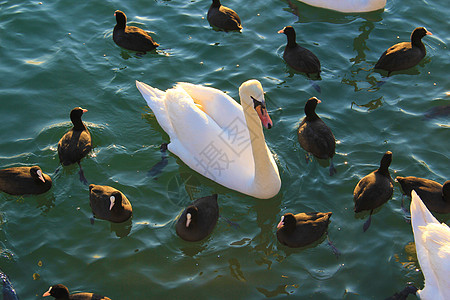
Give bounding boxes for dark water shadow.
[424,104,450,120]
[165,171,203,208]
[1,191,55,215]
[354,205,385,231]
[179,235,209,257]
[248,193,283,268]
[228,257,247,282]
[277,232,329,257]
[350,96,384,112]
[147,143,169,180]
[354,205,384,220]
[257,284,291,297]
[119,48,159,60]
[110,217,133,238]
[350,21,375,64]
[285,67,322,90]
[343,70,386,90]
[141,109,171,140]
[373,66,422,78]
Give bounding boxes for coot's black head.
[443,180,450,201]
[278,26,297,46]
[185,206,199,228]
[211,0,221,7]
[70,107,88,129]
[114,10,127,28]
[30,166,46,183]
[411,27,432,45]
[110,191,123,211]
[411,27,432,40]
[278,26,295,37]
[70,107,87,120]
[277,213,296,233]
[43,284,70,298]
[304,97,321,119]
[379,151,393,175]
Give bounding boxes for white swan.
[136,79,281,199]
[411,190,450,300]
[295,0,386,13]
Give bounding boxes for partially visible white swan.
[136,79,281,199]
[295,0,386,13]
[411,190,450,300]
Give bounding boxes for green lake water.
[0,0,448,299]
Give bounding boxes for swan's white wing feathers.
[163,87,254,190]
[176,82,244,129]
[136,80,279,198]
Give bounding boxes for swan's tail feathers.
[136,80,166,106]
[411,190,439,228]
[136,80,177,138]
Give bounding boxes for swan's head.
[239,79,273,129]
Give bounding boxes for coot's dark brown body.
[276,212,332,248]
[397,176,450,214]
[0,166,52,195]
[375,27,432,75]
[113,10,159,52]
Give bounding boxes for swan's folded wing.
[411,190,450,300]
[417,223,450,300]
[136,80,176,138]
[176,82,245,129]
[164,87,253,188]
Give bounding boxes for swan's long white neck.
[239,83,281,199]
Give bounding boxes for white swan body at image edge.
[411,190,450,300]
[136,79,281,199]
[296,0,386,13]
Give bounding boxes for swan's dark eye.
[251,96,266,110]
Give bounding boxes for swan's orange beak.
[255,105,273,129]
[252,96,273,129]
